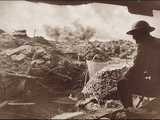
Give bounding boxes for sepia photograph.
[0,0,160,119]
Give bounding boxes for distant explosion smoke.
[44,22,96,42]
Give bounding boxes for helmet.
[127,20,155,35]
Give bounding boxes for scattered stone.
[11,54,26,61]
[0,29,5,34]
[0,34,18,49]
[12,30,27,37]
[2,45,32,56]
[31,59,45,66]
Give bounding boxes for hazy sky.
[0,1,160,41]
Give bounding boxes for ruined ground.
[2,29,158,119]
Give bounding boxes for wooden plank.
[8,102,35,106]
[52,112,84,119]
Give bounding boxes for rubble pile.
[45,22,137,63]
[84,40,136,62]
[0,30,87,99]
[0,27,137,99]
[104,40,137,59]
[0,41,55,75]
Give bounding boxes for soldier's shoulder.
[152,37,160,44]
[151,37,160,49]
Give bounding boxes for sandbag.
[86,60,108,78]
